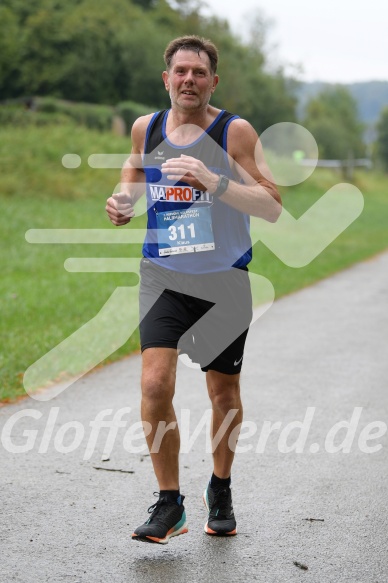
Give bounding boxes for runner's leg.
[206,370,242,478]
[141,347,180,490]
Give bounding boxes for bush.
[0,97,156,133]
[34,97,115,131]
[115,100,155,134]
[0,104,71,128]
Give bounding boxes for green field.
[1,124,387,402]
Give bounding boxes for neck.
[168,105,210,131]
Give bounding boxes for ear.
[162,71,169,91]
[211,74,219,93]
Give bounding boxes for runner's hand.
[161,155,219,193]
[106,193,135,226]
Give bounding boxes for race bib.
[156,207,215,256]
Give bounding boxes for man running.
[106,35,281,544]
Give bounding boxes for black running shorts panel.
[139,258,253,374]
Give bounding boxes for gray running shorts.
[139,258,253,374]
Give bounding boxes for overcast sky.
[201,0,388,83]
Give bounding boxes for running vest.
[142,109,252,274]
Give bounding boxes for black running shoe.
[203,483,237,536]
[132,493,188,544]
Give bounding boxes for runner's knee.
[207,373,241,410]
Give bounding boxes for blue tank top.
[142,109,252,274]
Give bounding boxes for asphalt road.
[1,252,388,583]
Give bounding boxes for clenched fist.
[106,192,135,226]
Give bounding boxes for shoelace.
[211,487,230,518]
[147,492,175,523]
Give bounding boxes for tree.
[376,107,388,171]
[0,6,23,97]
[303,86,365,162]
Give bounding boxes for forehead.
[170,49,211,71]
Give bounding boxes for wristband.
[212,174,229,198]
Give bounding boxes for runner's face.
[162,50,218,111]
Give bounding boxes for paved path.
[1,253,388,583]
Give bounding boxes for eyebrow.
[174,64,208,71]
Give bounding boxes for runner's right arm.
[105,114,153,226]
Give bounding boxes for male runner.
[106,35,281,544]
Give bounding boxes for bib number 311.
[168,223,196,241]
[157,207,215,256]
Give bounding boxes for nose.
[183,70,194,84]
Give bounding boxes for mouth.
[181,90,197,96]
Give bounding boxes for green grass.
[1,124,388,401]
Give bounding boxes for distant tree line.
[4,0,387,170]
[0,0,296,132]
[302,86,388,171]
